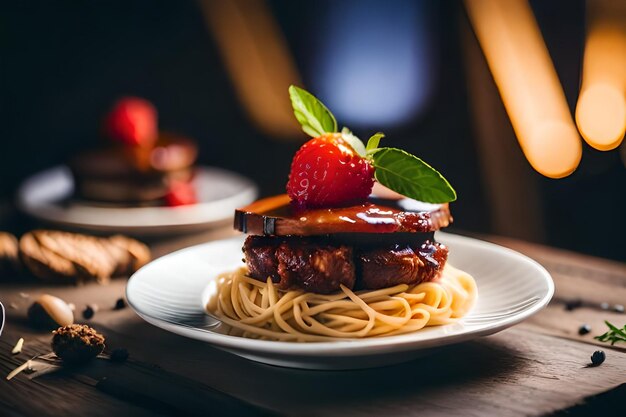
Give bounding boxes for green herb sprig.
[288,85,456,204]
[594,321,626,345]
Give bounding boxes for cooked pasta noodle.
[206,264,477,342]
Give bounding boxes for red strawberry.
[104,97,158,147]
[287,133,374,208]
[165,180,197,206]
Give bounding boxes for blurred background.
[1,0,624,261]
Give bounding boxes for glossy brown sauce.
[234,194,452,236]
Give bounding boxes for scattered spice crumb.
[600,302,610,311]
[52,324,105,364]
[578,324,591,335]
[590,350,606,366]
[110,348,129,363]
[613,304,624,314]
[11,338,24,355]
[114,298,126,310]
[19,292,29,299]
[9,303,18,310]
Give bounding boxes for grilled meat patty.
[244,236,355,294]
[358,241,448,290]
[243,235,448,294]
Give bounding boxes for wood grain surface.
[1,228,625,416]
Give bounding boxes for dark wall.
[1,1,624,261]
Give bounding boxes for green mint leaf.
[341,127,366,157]
[289,85,337,137]
[366,133,385,154]
[371,148,457,203]
[594,321,626,345]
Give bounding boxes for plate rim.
[126,233,555,357]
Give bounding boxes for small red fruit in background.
[105,97,158,147]
[165,180,197,206]
[287,133,374,208]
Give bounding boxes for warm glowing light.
[575,0,626,151]
[198,0,302,140]
[465,0,582,178]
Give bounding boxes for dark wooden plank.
[487,235,626,349]
[487,236,626,288]
[0,341,158,417]
[0,335,276,417]
[53,325,626,416]
[101,324,626,417]
[3,301,625,417]
[1,234,625,416]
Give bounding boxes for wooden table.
[1,228,625,416]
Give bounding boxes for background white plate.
[126,233,554,369]
[17,165,257,236]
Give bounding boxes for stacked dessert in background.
[69,97,198,206]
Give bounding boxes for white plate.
[126,233,554,369]
[17,165,258,236]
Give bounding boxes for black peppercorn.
[578,324,591,335]
[590,350,605,366]
[114,298,126,310]
[564,299,582,311]
[110,348,129,363]
[82,305,96,320]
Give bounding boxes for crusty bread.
[19,230,151,284]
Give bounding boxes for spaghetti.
[207,264,477,342]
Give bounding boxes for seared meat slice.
[357,241,448,290]
[243,236,447,293]
[357,245,422,289]
[243,236,355,294]
[243,235,281,283]
[416,240,449,282]
[276,240,355,294]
